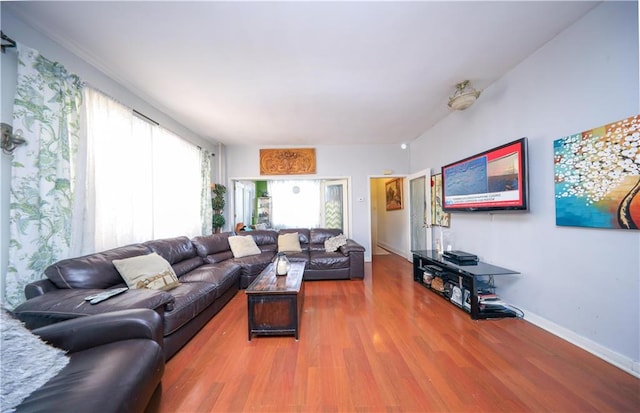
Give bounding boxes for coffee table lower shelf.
[247,291,304,340]
[246,262,305,341]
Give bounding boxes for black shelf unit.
[412,250,520,320]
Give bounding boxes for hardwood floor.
[159,253,639,412]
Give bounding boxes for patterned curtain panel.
[6,45,83,308]
[200,149,213,236]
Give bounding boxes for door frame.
[367,174,408,262]
[406,169,432,261]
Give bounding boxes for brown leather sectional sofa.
[14,309,164,413]
[13,228,365,360]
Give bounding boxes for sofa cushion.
[248,230,279,253]
[178,261,241,298]
[113,253,180,291]
[144,237,202,277]
[12,289,175,330]
[162,282,219,335]
[233,252,274,277]
[280,251,309,263]
[192,232,235,263]
[228,235,261,258]
[310,228,341,243]
[44,244,150,289]
[278,232,302,252]
[309,250,350,270]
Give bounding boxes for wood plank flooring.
[158,253,639,412]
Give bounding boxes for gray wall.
[409,1,639,373]
[225,144,411,260]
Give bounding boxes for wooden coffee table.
[246,261,305,340]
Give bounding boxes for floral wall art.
[554,114,640,229]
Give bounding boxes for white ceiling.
[5,1,598,146]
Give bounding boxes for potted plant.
[212,183,227,233]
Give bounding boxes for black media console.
[412,250,520,320]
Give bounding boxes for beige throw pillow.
[278,232,302,252]
[228,235,261,258]
[325,234,348,252]
[113,252,180,291]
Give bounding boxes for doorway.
[231,178,351,236]
[369,170,431,262]
[369,176,408,258]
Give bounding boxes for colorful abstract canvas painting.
[554,114,640,229]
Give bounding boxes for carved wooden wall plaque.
[260,148,316,175]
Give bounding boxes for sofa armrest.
[339,239,366,255]
[13,288,174,330]
[25,279,59,299]
[31,309,163,353]
[340,239,365,279]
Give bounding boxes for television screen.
[441,138,528,212]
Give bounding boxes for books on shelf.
[463,289,471,311]
[478,293,499,302]
[478,293,507,310]
[450,286,463,307]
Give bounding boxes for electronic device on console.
[442,250,478,265]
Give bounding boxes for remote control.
[84,287,127,301]
[86,287,128,304]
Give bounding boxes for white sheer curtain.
[81,87,204,252]
[151,127,202,239]
[268,180,321,229]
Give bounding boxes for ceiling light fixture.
[448,80,481,111]
[400,143,407,150]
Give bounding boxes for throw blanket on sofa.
[1,309,69,412]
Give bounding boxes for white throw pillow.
[228,235,261,258]
[278,232,302,252]
[325,234,348,252]
[113,252,180,291]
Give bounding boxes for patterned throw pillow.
[324,234,348,252]
[113,252,180,291]
[278,232,302,252]
[228,235,261,258]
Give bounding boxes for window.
[82,88,205,252]
[269,180,321,229]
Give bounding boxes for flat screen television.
[441,137,528,212]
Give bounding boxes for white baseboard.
[522,308,639,378]
[376,242,404,257]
